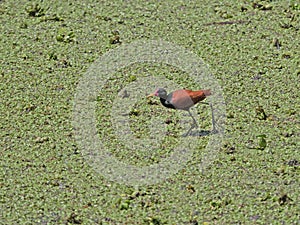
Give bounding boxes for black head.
[147,88,175,109]
[154,88,168,98]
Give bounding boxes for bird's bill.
[146,92,156,98]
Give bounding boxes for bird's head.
[147,88,167,99]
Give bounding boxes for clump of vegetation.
[257,134,267,150]
[109,30,122,44]
[25,3,45,17]
[255,105,268,120]
[252,1,273,10]
[56,28,75,43]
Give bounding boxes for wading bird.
[147,88,216,136]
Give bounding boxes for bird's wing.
[185,89,210,103]
[169,89,210,110]
[169,90,193,110]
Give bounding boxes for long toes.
[192,123,198,129]
[211,129,218,134]
[182,132,188,137]
[182,129,191,137]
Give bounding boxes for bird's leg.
[183,109,198,137]
[183,125,193,137]
[187,109,198,129]
[182,109,198,137]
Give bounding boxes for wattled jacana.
[147,88,216,136]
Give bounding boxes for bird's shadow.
[182,129,218,137]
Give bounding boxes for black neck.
[160,98,175,109]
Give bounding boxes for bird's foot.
[182,123,198,137]
[211,129,218,134]
[182,127,193,137]
[191,122,198,129]
[211,123,218,134]
[182,131,189,137]
[183,129,212,137]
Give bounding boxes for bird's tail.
[203,89,212,97]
